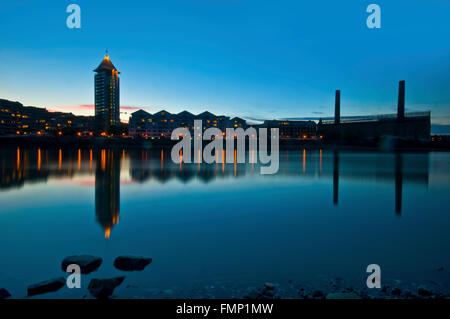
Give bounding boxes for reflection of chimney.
[397,80,405,120]
[335,90,340,124]
[395,153,403,216]
[333,151,339,205]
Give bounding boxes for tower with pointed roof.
[94,53,120,131]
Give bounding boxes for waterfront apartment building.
[94,54,120,131]
[128,108,319,139]
[128,110,246,138]
[0,99,94,135]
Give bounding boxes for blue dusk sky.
[0,0,449,127]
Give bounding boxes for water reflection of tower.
[95,149,120,238]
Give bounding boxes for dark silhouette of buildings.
[262,120,316,139]
[1,77,432,143]
[318,81,431,141]
[94,54,120,132]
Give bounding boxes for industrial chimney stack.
[397,80,405,120]
[335,90,341,125]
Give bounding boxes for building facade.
[262,120,317,139]
[0,99,94,135]
[128,110,247,138]
[94,54,120,131]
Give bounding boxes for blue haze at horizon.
[0,148,449,297]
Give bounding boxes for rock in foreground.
[113,256,152,271]
[417,285,434,297]
[326,292,362,299]
[244,283,278,299]
[0,288,11,299]
[88,276,125,299]
[61,255,103,274]
[28,277,65,296]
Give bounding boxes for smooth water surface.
[0,147,449,298]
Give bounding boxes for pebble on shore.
[113,256,152,271]
[88,276,125,299]
[0,288,11,299]
[27,277,65,297]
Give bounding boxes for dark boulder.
[391,288,402,296]
[88,276,125,299]
[0,288,11,299]
[244,283,279,299]
[113,256,152,271]
[418,285,434,297]
[61,255,102,274]
[28,277,65,296]
[312,290,324,298]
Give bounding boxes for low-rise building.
[0,99,94,135]
[128,110,248,138]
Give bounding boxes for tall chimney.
[335,90,340,124]
[397,80,405,120]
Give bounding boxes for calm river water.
[0,147,449,298]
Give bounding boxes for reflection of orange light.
[77,149,81,170]
[104,227,111,239]
[101,150,106,171]
[16,147,20,168]
[319,149,322,173]
[122,149,125,162]
[89,149,93,169]
[222,150,225,173]
[302,149,306,173]
[161,150,164,170]
[234,149,237,176]
[37,148,41,171]
[58,149,62,170]
[251,149,255,170]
